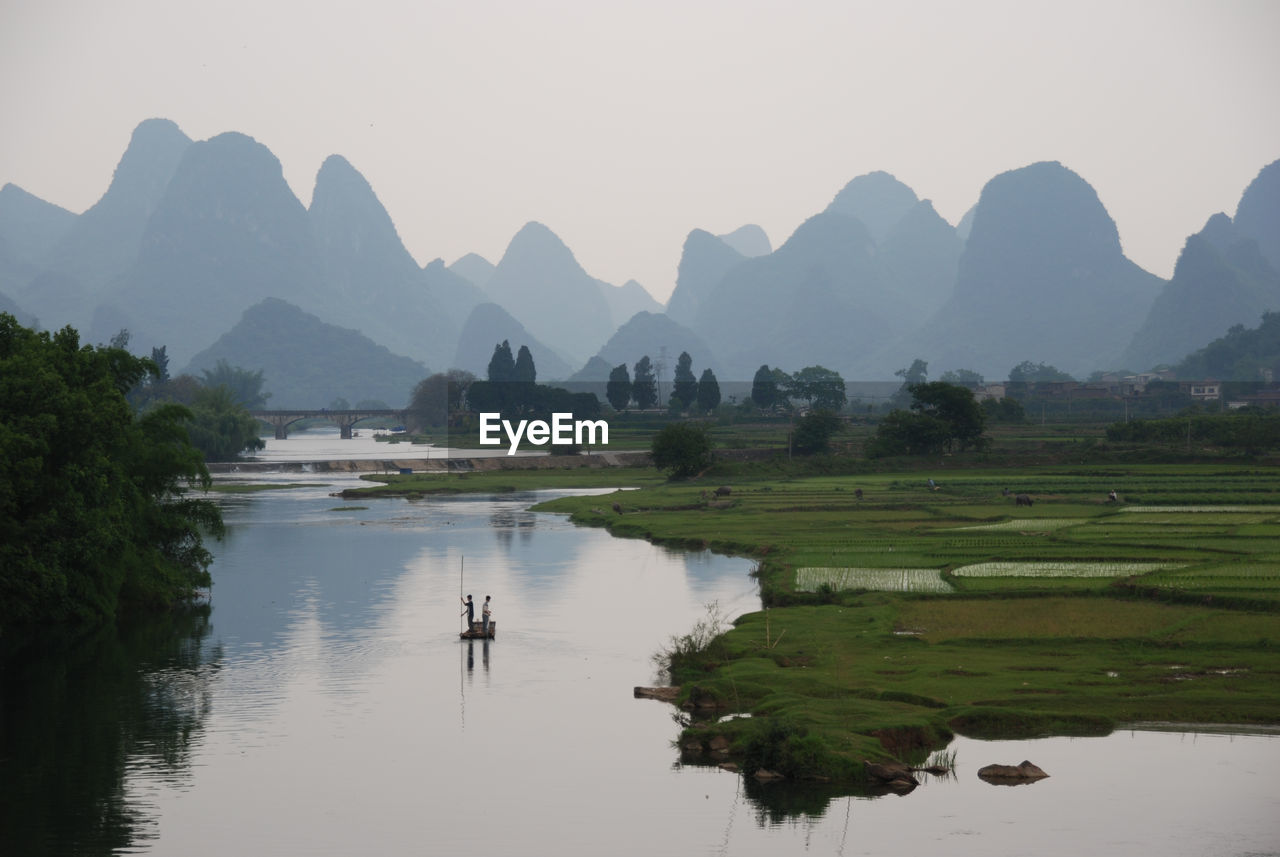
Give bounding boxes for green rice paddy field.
[535,463,1280,779]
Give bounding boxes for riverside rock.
[977,760,1049,783]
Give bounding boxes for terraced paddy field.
[535,462,1280,782]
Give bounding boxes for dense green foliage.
[407,370,475,429]
[1009,360,1075,383]
[198,358,271,409]
[867,382,987,456]
[650,421,714,479]
[1106,411,1280,453]
[0,315,223,631]
[186,385,267,461]
[783,365,847,411]
[791,409,842,454]
[1174,311,1280,380]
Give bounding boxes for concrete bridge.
[251,409,409,440]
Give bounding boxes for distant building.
[1185,381,1221,402]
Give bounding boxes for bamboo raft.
[460,621,496,640]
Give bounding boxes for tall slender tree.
[606,363,632,411]
[633,356,658,410]
[751,364,777,410]
[697,367,721,413]
[670,351,698,411]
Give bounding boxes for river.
[2,431,1278,855]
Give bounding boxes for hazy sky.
[3,0,1278,302]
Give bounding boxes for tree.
[512,344,537,411]
[150,346,170,383]
[697,368,721,413]
[890,358,928,408]
[408,373,450,428]
[866,409,952,457]
[513,345,537,385]
[1,314,223,628]
[981,397,1026,423]
[487,340,515,383]
[785,366,847,411]
[751,364,778,410]
[907,382,987,451]
[867,381,988,457]
[329,396,351,411]
[187,385,266,461]
[650,421,713,479]
[670,351,698,411]
[939,368,983,387]
[606,363,632,411]
[1008,361,1075,383]
[792,409,841,454]
[199,359,271,409]
[633,356,658,410]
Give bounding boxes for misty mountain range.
[1,117,1277,408]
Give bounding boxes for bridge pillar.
[267,416,291,440]
[335,415,359,439]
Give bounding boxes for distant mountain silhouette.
[5,117,1268,389]
[906,161,1162,380]
[583,310,721,380]
[423,258,489,341]
[481,222,615,365]
[448,252,495,290]
[879,199,962,315]
[1233,159,1280,274]
[599,279,662,330]
[94,131,328,364]
[451,302,574,381]
[566,355,615,383]
[665,229,747,326]
[0,184,77,327]
[184,298,427,409]
[46,119,192,292]
[0,183,76,269]
[824,171,919,243]
[0,289,37,327]
[717,224,771,258]
[308,154,456,369]
[692,211,911,379]
[1121,213,1280,371]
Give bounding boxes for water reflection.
[0,611,220,857]
[489,500,536,551]
[6,478,1278,856]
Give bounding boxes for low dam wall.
[207,450,654,474]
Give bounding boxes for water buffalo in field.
[1015,494,1034,507]
[714,486,732,497]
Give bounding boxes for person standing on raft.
[461,595,474,631]
[482,596,492,636]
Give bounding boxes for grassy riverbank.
[533,461,1280,782]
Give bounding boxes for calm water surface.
[4,450,1279,855]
